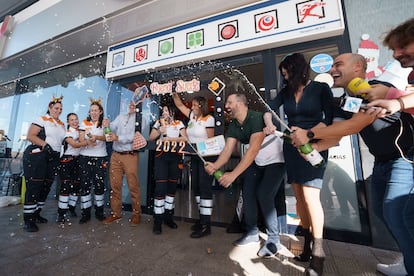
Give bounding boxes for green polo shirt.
[226,110,264,144]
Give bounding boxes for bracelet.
[397,98,405,111]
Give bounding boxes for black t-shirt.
[333,80,414,161]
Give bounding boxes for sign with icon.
[106,0,344,79]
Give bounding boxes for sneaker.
[129,214,140,226]
[277,244,295,258]
[103,215,122,225]
[233,233,260,247]
[376,258,407,276]
[257,243,295,258]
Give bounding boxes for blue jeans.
[371,157,414,275]
[242,162,286,243]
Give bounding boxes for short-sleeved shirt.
[226,110,264,144]
[186,111,215,143]
[64,126,81,156]
[153,119,185,138]
[79,119,107,157]
[33,115,66,152]
[244,134,284,166]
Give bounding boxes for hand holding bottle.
[104,126,112,142]
[289,127,310,146]
[273,128,324,167]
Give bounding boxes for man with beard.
[290,52,414,276]
[204,93,293,259]
[366,18,414,118]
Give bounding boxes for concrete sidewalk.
[0,200,400,276]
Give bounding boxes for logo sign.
[297,0,326,23]
[218,20,239,41]
[150,79,200,95]
[112,51,125,68]
[208,77,226,96]
[310,53,333,73]
[134,45,148,62]
[158,37,174,56]
[187,29,204,49]
[175,79,200,93]
[106,0,345,79]
[255,10,278,33]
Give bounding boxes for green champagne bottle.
[213,170,224,180]
[104,126,111,142]
[298,142,324,167]
[273,130,324,167]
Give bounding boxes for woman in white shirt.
[172,93,215,238]
[149,104,187,234]
[57,113,92,222]
[23,96,66,232]
[78,99,108,224]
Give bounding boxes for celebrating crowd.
[21,18,414,276]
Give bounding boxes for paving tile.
[0,200,401,275]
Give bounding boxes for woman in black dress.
[271,53,333,275]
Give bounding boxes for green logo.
[160,40,173,55]
[187,30,203,48]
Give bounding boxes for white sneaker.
[376,258,407,276]
[257,243,295,258]
[277,244,295,258]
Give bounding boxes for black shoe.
[68,206,77,217]
[305,255,325,276]
[164,219,178,229]
[153,222,162,235]
[294,253,312,262]
[24,222,39,232]
[294,225,305,236]
[57,214,65,223]
[190,224,211,238]
[95,213,105,221]
[191,221,202,231]
[79,215,91,224]
[34,210,48,223]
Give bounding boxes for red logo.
[297,0,326,23]
[134,45,148,62]
[218,20,239,41]
[255,10,278,33]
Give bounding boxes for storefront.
[2,0,412,248]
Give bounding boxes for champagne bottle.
[104,126,111,142]
[273,130,324,167]
[213,170,224,180]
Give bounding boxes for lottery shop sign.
[106,0,344,79]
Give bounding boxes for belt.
[115,151,136,155]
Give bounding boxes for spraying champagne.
[264,113,324,167]
[186,141,224,181]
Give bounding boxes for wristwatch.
[307,129,315,139]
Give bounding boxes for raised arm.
[172,92,191,118]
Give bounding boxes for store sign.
[106,0,344,79]
[310,53,334,73]
[150,79,200,95]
